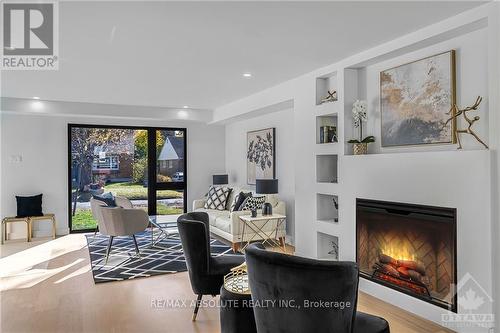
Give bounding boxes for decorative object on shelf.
[319,90,338,104]
[213,174,229,185]
[444,96,488,149]
[320,126,338,143]
[256,179,278,216]
[380,50,456,147]
[247,128,275,185]
[251,209,257,218]
[328,241,339,259]
[348,99,375,155]
[332,197,339,222]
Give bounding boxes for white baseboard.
[56,227,70,236]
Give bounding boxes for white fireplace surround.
[211,3,499,332]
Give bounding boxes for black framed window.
[68,124,187,232]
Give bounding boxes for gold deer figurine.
[444,96,488,149]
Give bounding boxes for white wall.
[212,3,499,331]
[0,101,225,237]
[341,150,492,326]
[225,108,295,242]
[360,28,489,154]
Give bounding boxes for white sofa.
[193,186,286,251]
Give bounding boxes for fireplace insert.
[356,199,457,312]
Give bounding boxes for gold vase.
[353,143,368,155]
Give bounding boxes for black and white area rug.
[85,230,240,284]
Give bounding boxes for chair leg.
[132,235,140,256]
[93,225,99,242]
[105,236,114,264]
[231,242,240,253]
[192,294,203,321]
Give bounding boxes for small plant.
[348,100,375,144]
[348,136,376,144]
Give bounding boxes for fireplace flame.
[381,244,416,261]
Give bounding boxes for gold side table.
[223,263,250,295]
[2,217,31,244]
[238,214,286,253]
[29,214,56,241]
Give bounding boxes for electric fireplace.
[356,199,457,312]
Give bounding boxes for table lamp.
[213,174,228,185]
[256,179,278,215]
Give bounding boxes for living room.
[1,1,499,333]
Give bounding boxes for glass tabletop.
[149,215,179,229]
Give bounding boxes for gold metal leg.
[2,219,6,245]
[27,219,32,242]
[239,218,246,251]
[52,216,56,239]
[1,217,31,243]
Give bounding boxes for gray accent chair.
[90,197,149,263]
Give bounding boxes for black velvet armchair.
[245,243,390,333]
[177,212,245,321]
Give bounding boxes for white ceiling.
[1,1,484,110]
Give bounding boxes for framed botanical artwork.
[247,128,276,185]
[380,50,456,147]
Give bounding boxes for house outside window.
[92,156,119,171]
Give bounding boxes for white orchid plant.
[348,100,375,144]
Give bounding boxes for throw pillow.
[240,196,266,211]
[92,192,117,207]
[230,192,252,212]
[16,194,43,218]
[204,186,232,210]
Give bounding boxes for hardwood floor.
[0,234,453,333]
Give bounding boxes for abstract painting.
[380,50,456,147]
[247,128,275,185]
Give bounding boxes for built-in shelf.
[316,114,338,144]
[317,231,339,261]
[315,143,339,156]
[316,193,339,223]
[316,101,339,116]
[316,71,338,106]
[316,154,338,183]
[315,182,340,195]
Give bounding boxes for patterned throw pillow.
[240,196,266,211]
[230,192,252,212]
[204,186,232,210]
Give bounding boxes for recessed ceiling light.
[177,110,188,118]
[183,105,189,109]
[243,73,252,78]
[33,96,40,100]
[31,101,44,111]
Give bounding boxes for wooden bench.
[2,214,56,244]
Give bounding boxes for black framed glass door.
[68,124,187,232]
[151,129,187,216]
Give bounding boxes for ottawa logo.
[442,273,494,329]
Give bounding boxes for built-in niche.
[316,193,339,223]
[317,231,339,260]
[316,72,338,106]
[316,154,338,183]
[316,114,338,144]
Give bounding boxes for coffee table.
[148,215,180,250]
